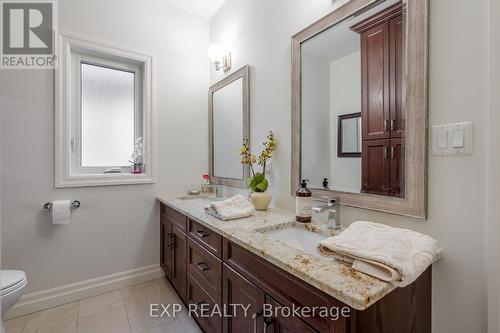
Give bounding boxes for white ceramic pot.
[249,192,271,211]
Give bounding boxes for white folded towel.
[204,194,255,221]
[317,221,442,287]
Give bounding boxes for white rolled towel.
[317,221,442,287]
[204,194,255,221]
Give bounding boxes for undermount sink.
[263,226,328,257]
[175,194,214,202]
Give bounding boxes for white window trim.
[55,32,157,188]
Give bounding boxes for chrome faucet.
[313,197,341,230]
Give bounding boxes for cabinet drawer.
[187,237,222,304]
[187,274,222,333]
[160,204,186,232]
[188,218,222,258]
[224,240,347,333]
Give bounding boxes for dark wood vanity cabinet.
[352,2,406,197]
[171,224,187,301]
[223,264,265,333]
[159,203,430,333]
[160,204,187,303]
[160,216,172,280]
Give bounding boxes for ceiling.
[164,0,227,19]
[302,0,400,63]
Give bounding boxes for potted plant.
[129,137,144,174]
[240,131,277,210]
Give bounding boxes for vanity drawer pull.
[195,262,210,272]
[391,146,396,159]
[169,234,176,249]
[196,229,210,238]
[189,219,222,258]
[253,312,262,333]
[263,317,273,333]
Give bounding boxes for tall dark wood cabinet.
[352,2,406,197]
[361,139,392,196]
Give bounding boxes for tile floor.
[4,278,202,333]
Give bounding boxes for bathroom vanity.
[158,195,431,333]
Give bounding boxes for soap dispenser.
[296,179,312,223]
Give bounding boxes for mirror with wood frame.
[209,65,250,188]
[291,0,428,218]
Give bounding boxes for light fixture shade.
[207,44,223,63]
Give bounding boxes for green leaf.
[255,178,268,192]
[248,172,268,192]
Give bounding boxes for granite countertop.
[157,193,396,310]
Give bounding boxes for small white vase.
[249,192,271,211]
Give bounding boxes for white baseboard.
[5,264,163,319]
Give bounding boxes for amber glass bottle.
[296,179,312,222]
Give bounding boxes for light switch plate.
[432,122,473,155]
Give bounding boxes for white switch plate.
[432,122,473,156]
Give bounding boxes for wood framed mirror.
[209,65,250,188]
[291,0,428,218]
[338,112,362,158]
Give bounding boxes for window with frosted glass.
[80,63,135,167]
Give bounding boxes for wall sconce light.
[207,44,231,72]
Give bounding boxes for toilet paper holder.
[43,200,81,211]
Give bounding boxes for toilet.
[1,270,27,332]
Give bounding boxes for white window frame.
[72,56,142,174]
[55,32,156,187]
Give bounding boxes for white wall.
[301,55,331,188]
[0,0,209,294]
[330,52,361,193]
[210,0,488,332]
[487,0,500,331]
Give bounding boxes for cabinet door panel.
[390,138,405,198]
[264,296,317,333]
[361,22,391,141]
[160,217,172,281]
[223,264,265,333]
[187,274,222,333]
[362,139,391,195]
[390,13,405,138]
[172,225,187,303]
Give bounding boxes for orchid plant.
[240,131,277,193]
[129,137,144,171]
